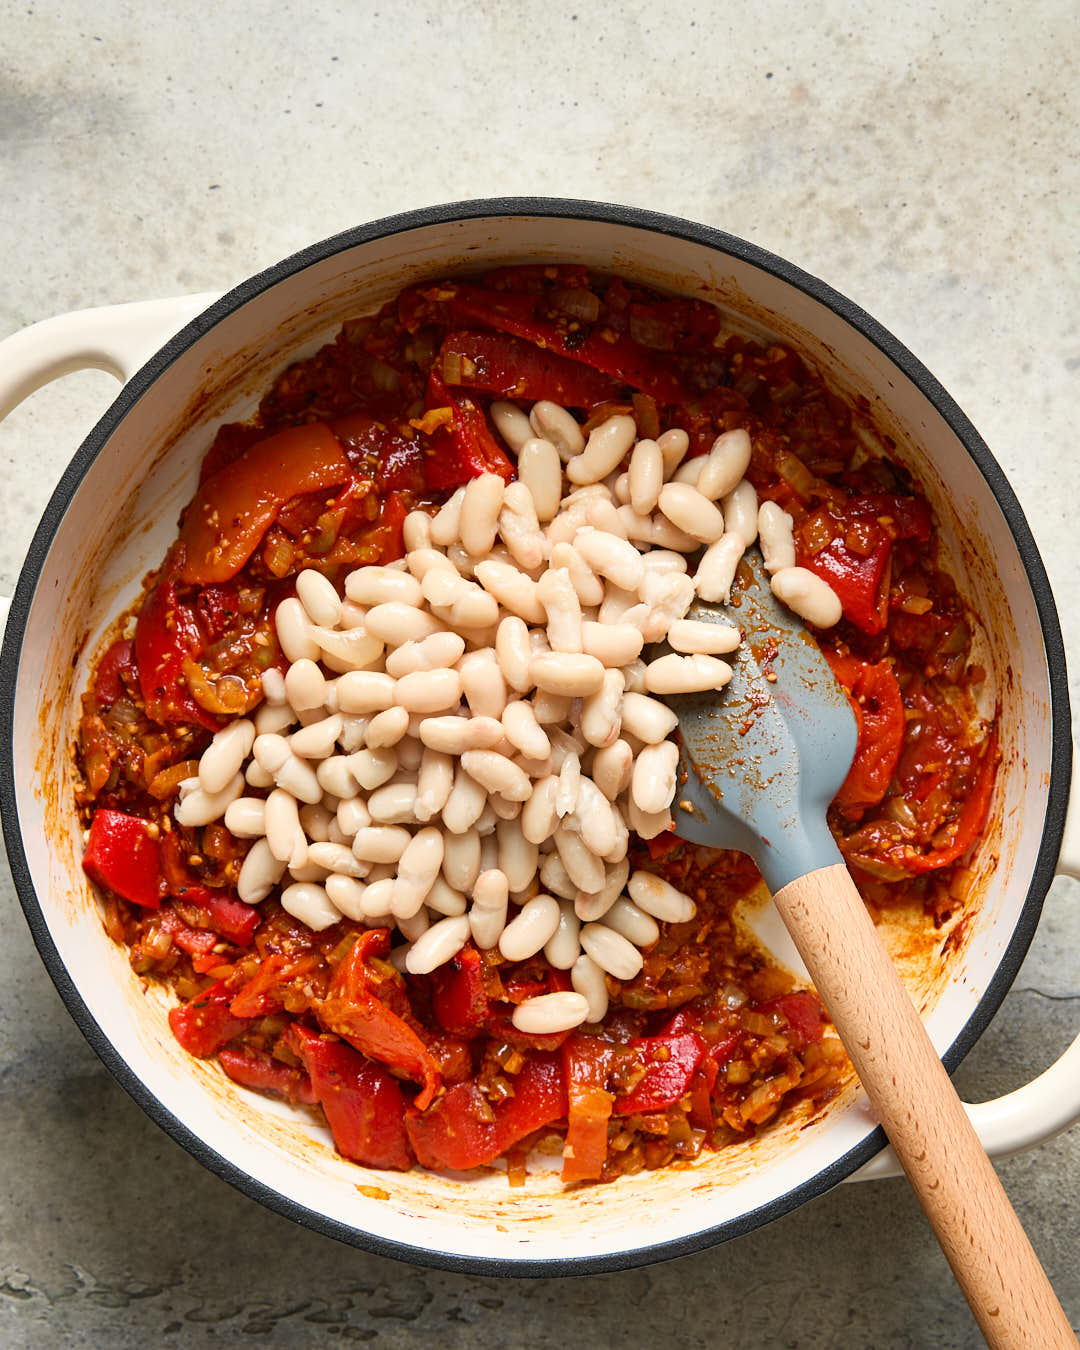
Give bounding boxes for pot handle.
[0,292,222,421]
[852,753,1080,1181]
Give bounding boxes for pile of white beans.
[173,399,841,1036]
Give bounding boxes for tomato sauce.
[73,266,997,1183]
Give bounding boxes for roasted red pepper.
[613,1032,707,1115]
[178,423,351,584]
[802,534,892,635]
[405,1053,567,1171]
[561,1036,616,1184]
[92,638,138,709]
[439,330,621,407]
[824,653,906,812]
[134,580,219,729]
[754,991,826,1050]
[228,953,319,1018]
[82,809,164,909]
[430,944,491,1037]
[169,980,253,1058]
[174,885,260,947]
[219,1045,317,1105]
[292,1026,413,1170]
[420,370,515,491]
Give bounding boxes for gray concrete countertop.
[1,2,1076,1346]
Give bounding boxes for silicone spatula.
[662,548,1075,1350]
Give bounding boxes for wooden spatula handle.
[773,863,1076,1349]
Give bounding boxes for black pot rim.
[0,196,1072,1278]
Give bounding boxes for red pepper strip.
[802,535,892,635]
[439,330,621,408]
[372,489,410,563]
[219,1046,317,1106]
[561,1036,616,1184]
[82,809,164,909]
[420,370,515,491]
[645,830,683,861]
[400,282,690,403]
[613,1032,707,1115]
[168,980,253,1058]
[823,652,906,812]
[848,492,932,544]
[405,1053,567,1171]
[134,580,220,729]
[229,953,319,1018]
[174,885,260,947]
[332,411,428,493]
[688,1058,719,1130]
[754,992,826,1051]
[292,1027,413,1169]
[328,929,411,1019]
[93,638,138,708]
[486,1010,574,1052]
[317,995,441,1111]
[430,944,491,1037]
[161,911,218,957]
[178,423,351,584]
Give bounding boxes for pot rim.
[0,196,1072,1276]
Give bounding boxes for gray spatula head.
[664,548,858,894]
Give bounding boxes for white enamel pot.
[1,199,1077,1274]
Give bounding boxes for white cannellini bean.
[442,828,481,891]
[537,566,583,653]
[530,400,585,459]
[289,714,343,760]
[309,624,384,673]
[426,876,468,916]
[364,705,410,749]
[345,746,397,790]
[469,868,509,950]
[495,818,539,893]
[696,428,753,501]
[394,827,445,918]
[245,760,275,789]
[722,478,759,544]
[394,667,463,714]
[770,566,843,628]
[544,900,581,969]
[364,602,443,646]
[555,824,606,893]
[405,546,454,581]
[581,669,624,748]
[264,788,302,863]
[619,691,679,743]
[658,427,690,478]
[495,616,535,693]
[361,876,397,918]
[336,797,371,837]
[657,482,727,543]
[460,473,506,556]
[458,652,507,718]
[521,774,559,843]
[297,802,333,843]
[623,658,649,694]
[616,505,699,553]
[174,773,244,828]
[540,851,577,900]
[645,652,733,694]
[556,751,581,817]
[442,768,488,834]
[758,501,797,574]
[324,873,369,921]
[295,569,342,628]
[667,618,742,655]
[367,781,418,824]
[512,991,589,1035]
[421,564,470,609]
[501,700,551,760]
[638,571,696,644]
[415,748,455,822]
[281,882,341,932]
[352,826,412,863]
[224,797,267,839]
[581,621,643,668]
[603,895,661,948]
[337,601,369,631]
[498,480,546,570]
[612,471,631,504]
[628,870,697,923]
[199,719,256,794]
[591,739,634,800]
[571,953,609,1021]
[574,856,630,922]
[275,597,320,663]
[490,400,534,453]
[405,915,471,974]
[641,548,689,576]
[573,527,645,591]
[604,801,629,866]
[583,496,627,540]
[549,541,604,606]
[566,414,636,484]
[334,670,395,714]
[475,560,545,624]
[695,532,746,604]
[498,893,561,961]
[385,631,465,678]
[628,437,664,514]
[531,688,573,726]
[580,922,643,980]
[237,838,287,904]
[672,455,706,488]
[283,658,326,713]
[397,907,431,942]
[402,510,434,552]
[261,667,287,704]
[530,651,605,697]
[430,486,466,546]
[632,740,679,814]
[518,437,563,521]
[307,841,368,878]
[624,795,674,840]
[459,749,532,802]
[418,714,503,754]
[344,565,423,607]
[569,777,620,857]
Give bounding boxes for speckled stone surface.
[1,2,1077,1345]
